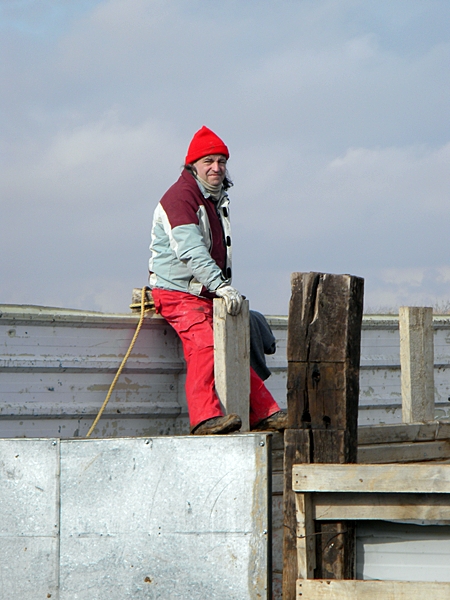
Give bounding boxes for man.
[149,126,287,435]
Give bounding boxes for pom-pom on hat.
[185,126,229,165]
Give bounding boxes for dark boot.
[251,410,288,432]
[191,414,242,435]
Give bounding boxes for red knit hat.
[185,126,229,165]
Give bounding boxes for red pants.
[152,288,281,429]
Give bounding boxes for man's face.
[194,154,227,186]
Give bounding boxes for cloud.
[3,111,182,203]
[1,1,450,315]
[364,265,450,312]
[230,141,450,312]
[0,112,184,309]
[234,142,450,235]
[380,267,425,287]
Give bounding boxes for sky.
[1,0,450,315]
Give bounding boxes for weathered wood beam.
[399,306,434,423]
[313,492,450,522]
[295,493,315,579]
[358,421,450,445]
[286,272,363,443]
[292,463,450,493]
[357,421,450,463]
[213,298,250,431]
[358,439,450,463]
[130,287,154,312]
[297,580,450,599]
[283,272,364,597]
[283,429,310,591]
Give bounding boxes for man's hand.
[215,284,243,316]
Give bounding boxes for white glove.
[215,285,244,316]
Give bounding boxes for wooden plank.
[295,494,315,579]
[314,521,355,580]
[287,273,363,432]
[272,472,284,495]
[286,361,308,428]
[288,362,360,438]
[287,273,364,366]
[358,422,450,445]
[272,448,284,474]
[313,492,450,522]
[285,272,363,593]
[312,429,355,464]
[130,287,154,311]
[283,429,310,600]
[399,306,434,423]
[293,463,450,493]
[309,430,357,581]
[287,272,320,364]
[297,580,450,599]
[358,440,450,464]
[213,298,250,430]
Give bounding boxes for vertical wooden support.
[283,272,364,598]
[213,298,250,431]
[295,493,316,579]
[399,306,435,424]
[283,429,310,594]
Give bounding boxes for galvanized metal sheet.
[357,521,450,582]
[0,435,270,599]
[59,435,270,599]
[0,439,59,599]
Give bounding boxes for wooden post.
[213,298,250,431]
[283,272,364,598]
[130,287,154,312]
[399,306,435,424]
[295,493,316,579]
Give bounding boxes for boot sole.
[191,416,242,435]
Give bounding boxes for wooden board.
[399,307,434,423]
[313,492,450,522]
[285,273,363,593]
[297,580,450,599]
[213,298,250,430]
[283,429,311,597]
[287,273,364,366]
[292,463,450,493]
[358,422,450,445]
[287,362,359,437]
[358,440,450,464]
[295,493,315,579]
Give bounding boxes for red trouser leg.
[152,289,222,428]
[249,367,281,427]
[152,288,281,429]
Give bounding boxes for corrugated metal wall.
[359,316,450,425]
[3,306,450,437]
[357,521,450,582]
[0,306,187,438]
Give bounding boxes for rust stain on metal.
[82,454,102,473]
[87,380,150,392]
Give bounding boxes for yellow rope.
[86,287,152,438]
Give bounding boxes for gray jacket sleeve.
[249,310,277,381]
